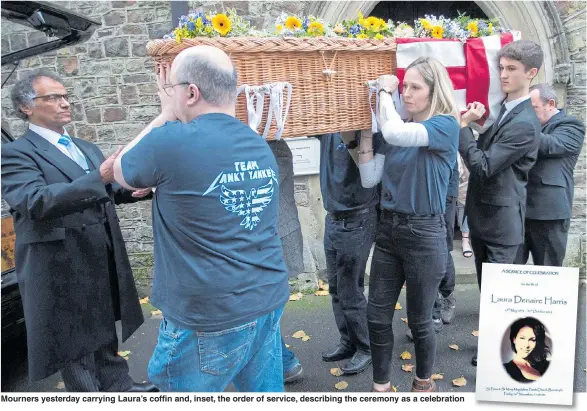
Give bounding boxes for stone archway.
[307,1,572,88]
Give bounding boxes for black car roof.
[1,1,100,66]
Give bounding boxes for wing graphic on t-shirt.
[219,180,274,231]
[250,180,274,214]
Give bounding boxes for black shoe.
[341,351,371,375]
[322,345,356,362]
[128,382,159,392]
[284,363,303,384]
[471,353,477,367]
[440,293,456,324]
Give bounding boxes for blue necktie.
[58,135,90,173]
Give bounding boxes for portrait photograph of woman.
[502,317,552,383]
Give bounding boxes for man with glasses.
[113,46,289,392]
[1,70,156,392]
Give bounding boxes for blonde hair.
[405,57,460,121]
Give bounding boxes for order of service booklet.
[475,263,579,406]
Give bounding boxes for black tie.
[489,104,508,139]
[494,104,507,129]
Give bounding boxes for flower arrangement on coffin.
[163,9,507,43]
[338,12,394,39]
[414,13,502,41]
[164,9,253,41]
[273,13,336,37]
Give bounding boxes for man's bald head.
[175,45,234,71]
[172,45,238,106]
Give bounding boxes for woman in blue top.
[358,57,460,392]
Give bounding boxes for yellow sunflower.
[431,25,444,39]
[285,16,302,31]
[419,18,432,31]
[467,21,479,36]
[307,21,325,37]
[212,13,232,36]
[275,24,284,33]
[488,23,494,34]
[362,16,383,32]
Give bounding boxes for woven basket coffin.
[147,37,397,139]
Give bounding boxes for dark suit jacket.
[459,99,541,246]
[1,129,146,380]
[526,111,585,220]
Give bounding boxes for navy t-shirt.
[379,115,459,215]
[120,113,289,331]
[318,132,385,214]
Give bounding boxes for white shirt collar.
[29,123,69,146]
[503,95,530,112]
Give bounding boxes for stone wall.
[188,1,314,30]
[554,0,587,273]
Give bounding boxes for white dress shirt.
[498,95,531,125]
[29,123,87,164]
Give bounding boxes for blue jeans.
[148,306,285,392]
[281,336,299,373]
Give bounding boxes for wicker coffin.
[147,37,397,139]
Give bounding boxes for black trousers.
[368,212,447,382]
[61,223,132,392]
[514,219,570,267]
[470,237,520,289]
[324,208,377,354]
[60,339,133,392]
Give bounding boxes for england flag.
[395,31,522,132]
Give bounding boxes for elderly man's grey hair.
[176,54,238,106]
[530,83,558,107]
[10,69,64,120]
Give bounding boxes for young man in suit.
[514,83,585,266]
[458,40,543,366]
[1,70,156,392]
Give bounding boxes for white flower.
[394,24,415,38]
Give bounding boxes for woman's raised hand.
[377,75,399,93]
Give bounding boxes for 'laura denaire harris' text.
[491,295,567,305]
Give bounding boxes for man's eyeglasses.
[33,94,70,103]
[162,82,190,97]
